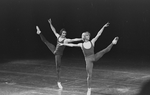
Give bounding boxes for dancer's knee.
[87,74,92,83]
[103,48,111,53]
[56,67,61,72]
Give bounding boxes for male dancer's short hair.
[59,28,66,35]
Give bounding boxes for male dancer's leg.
[55,55,63,89]
[39,34,55,53]
[55,55,62,82]
[94,37,119,61]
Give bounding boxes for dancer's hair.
[59,28,66,35]
[82,31,90,37]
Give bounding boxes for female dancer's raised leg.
[94,37,119,61]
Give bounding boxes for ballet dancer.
[36,19,82,89]
[61,22,119,95]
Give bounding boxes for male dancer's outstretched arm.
[61,43,82,47]
[48,19,60,38]
[48,18,82,43]
[64,38,82,43]
[91,22,109,46]
[63,23,109,47]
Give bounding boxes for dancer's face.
[82,32,90,41]
[61,31,66,38]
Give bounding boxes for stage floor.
[0,58,150,95]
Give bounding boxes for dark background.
[0,0,150,65]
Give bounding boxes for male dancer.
[36,19,82,89]
[61,22,119,94]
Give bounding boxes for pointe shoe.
[112,37,119,44]
[57,82,63,89]
[87,88,91,95]
[36,26,41,34]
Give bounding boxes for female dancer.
[36,19,82,89]
[61,22,119,94]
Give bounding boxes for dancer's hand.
[59,43,64,46]
[48,18,52,24]
[104,22,110,27]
